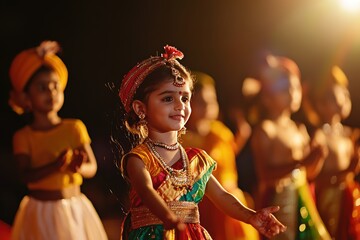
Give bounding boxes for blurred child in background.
[181,71,259,240]
[9,41,107,240]
[303,65,360,239]
[244,54,331,239]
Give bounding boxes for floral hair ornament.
[161,45,185,87]
[119,45,186,112]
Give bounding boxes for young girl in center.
[116,45,286,239]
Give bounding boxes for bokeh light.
[339,0,360,13]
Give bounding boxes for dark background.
[1,0,360,238]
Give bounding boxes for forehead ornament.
[119,45,187,112]
[171,68,185,87]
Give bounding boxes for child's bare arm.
[301,143,327,180]
[126,155,185,231]
[205,175,254,220]
[14,150,68,184]
[205,175,286,238]
[73,144,97,178]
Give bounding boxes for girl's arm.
[205,175,286,238]
[300,128,327,180]
[71,144,97,178]
[232,109,252,155]
[126,155,185,231]
[349,143,360,175]
[300,144,327,181]
[14,151,68,184]
[316,141,360,180]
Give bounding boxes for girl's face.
[190,84,219,122]
[143,78,192,133]
[316,83,351,122]
[262,71,302,114]
[26,70,64,114]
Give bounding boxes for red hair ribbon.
[119,45,185,112]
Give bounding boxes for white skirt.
[11,194,108,240]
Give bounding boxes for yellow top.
[13,119,90,190]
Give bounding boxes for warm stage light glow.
[339,0,360,13]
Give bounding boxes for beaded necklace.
[146,137,179,151]
[145,139,193,190]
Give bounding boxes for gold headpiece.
[119,45,186,112]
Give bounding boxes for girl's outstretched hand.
[248,206,286,239]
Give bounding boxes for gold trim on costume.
[130,201,200,229]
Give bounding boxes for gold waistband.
[130,201,199,229]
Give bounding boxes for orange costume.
[121,145,216,240]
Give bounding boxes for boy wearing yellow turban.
[9,41,108,240]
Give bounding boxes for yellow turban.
[9,41,68,114]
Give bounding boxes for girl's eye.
[53,82,60,90]
[37,84,47,92]
[162,96,173,102]
[181,96,190,103]
[51,82,60,91]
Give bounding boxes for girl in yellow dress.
[9,41,108,240]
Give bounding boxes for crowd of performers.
[2,41,360,240]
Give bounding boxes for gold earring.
[179,126,187,135]
[138,112,147,126]
[137,112,148,139]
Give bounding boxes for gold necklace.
[145,139,193,190]
[147,137,179,151]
